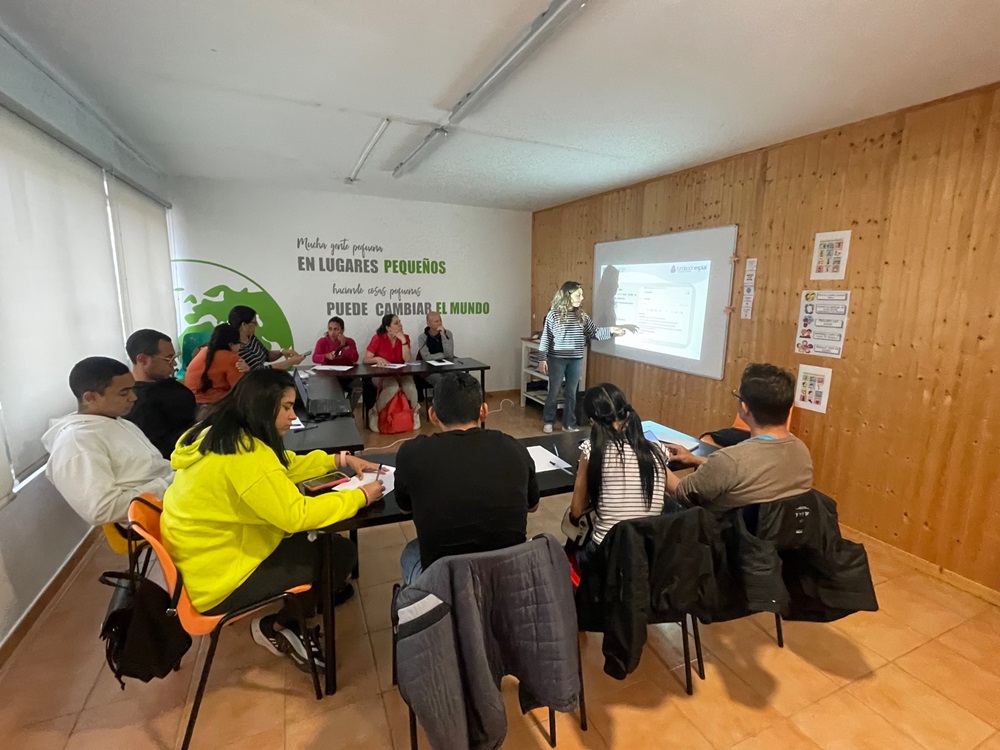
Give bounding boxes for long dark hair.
[376,313,395,336]
[181,369,294,467]
[583,383,667,511]
[200,323,241,394]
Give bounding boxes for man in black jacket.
[123,329,197,459]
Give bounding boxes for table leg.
[350,529,359,580]
[321,535,338,695]
[480,369,486,429]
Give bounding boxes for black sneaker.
[250,614,284,657]
[276,624,326,673]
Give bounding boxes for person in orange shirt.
[184,323,245,417]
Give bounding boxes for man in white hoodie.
[43,357,174,526]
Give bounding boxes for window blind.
[107,176,177,339]
[0,106,126,482]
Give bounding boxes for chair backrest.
[178,329,212,373]
[127,494,224,636]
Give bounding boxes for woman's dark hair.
[376,313,395,336]
[200,323,242,393]
[328,316,345,329]
[180,369,295,467]
[583,383,667,512]
[228,305,256,328]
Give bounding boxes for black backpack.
[98,501,192,688]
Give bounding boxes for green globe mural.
[172,259,293,369]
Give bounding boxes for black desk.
[313,428,716,694]
[282,409,364,455]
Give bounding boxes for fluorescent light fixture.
[447,0,587,126]
[391,127,449,178]
[391,0,589,178]
[345,118,391,184]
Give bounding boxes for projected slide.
[594,262,710,361]
[591,225,737,380]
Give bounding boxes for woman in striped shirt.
[568,384,674,566]
[537,281,626,433]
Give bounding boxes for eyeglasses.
[731,389,744,402]
[156,355,178,364]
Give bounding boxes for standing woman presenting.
[538,281,626,433]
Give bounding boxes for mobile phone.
[300,471,350,494]
[300,350,313,358]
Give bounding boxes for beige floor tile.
[2,714,77,750]
[398,520,417,542]
[731,719,823,749]
[652,655,783,749]
[567,678,710,750]
[977,733,1000,749]
[284,633,380,724]
[65,691,184,750]
[792,690,925,749]
[356,523,408,550]
[382,687,431,750]
[499,677,597,750]
[698,618,839,716]
[370,627,396,694]
[578,632,669,703]
[893,572,994,620]
[0,648,105,731]
[646,621,695,671]
[828,608,931,660]
[213,727,285,750]
[858,543,919,585]
[846,663,994,750]
[896,639,1000,729]
[360,581,398,633]
[184,662,286,747]
[938,606,1000,677]
[754,617,886,687]
[286,694,393,750]
[357,542,406,588]
[874,577,970,637]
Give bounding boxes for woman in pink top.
[312,316,359,366]
[363,314,419,411]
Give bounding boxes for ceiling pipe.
[345,117,391,183]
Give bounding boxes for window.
[107,176,177,339]
[0,106,174,504]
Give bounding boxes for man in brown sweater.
[666,363,813,514]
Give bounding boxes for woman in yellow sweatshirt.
[162,368,384,670]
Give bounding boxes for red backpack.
[378,390,415,434]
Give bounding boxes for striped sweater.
[538,309,612,361]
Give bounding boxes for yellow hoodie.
[161,432,367,612]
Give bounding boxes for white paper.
[526,445,572,473]
[335,466,396,495]
[810,230,851,280]
[373,363,406,369]
[290,416,306,430]
[796,364,833,413]
[640,421,701,450]
[795,289,851,358]
[425,359,452,366]
[313,365,353,372]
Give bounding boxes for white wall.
[169,179,532,390]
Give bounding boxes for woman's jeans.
[542,356,583,428]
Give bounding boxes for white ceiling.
[2,0,1000,211]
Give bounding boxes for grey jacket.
[417,328,455,361]
[393,534,580,750]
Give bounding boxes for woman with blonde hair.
[537,281,627,433]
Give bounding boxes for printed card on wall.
[740,258,757,319]
[796,364,833,413]
[794,289,850,358]
[810,230,851,281]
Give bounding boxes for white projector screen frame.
[591,225,737,380]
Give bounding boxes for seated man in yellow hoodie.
[162,369,384,670]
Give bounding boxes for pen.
[550,445,573,475]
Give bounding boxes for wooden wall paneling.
[532,83,1000,592]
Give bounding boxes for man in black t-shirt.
[396,372,539,583]
[123,329,197,459]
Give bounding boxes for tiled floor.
[2,393,999,749]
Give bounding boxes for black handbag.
[98,505,192,688]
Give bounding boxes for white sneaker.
[543,424,553,434]
[563,425,580,433]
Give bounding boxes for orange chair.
[127,495,321,750]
